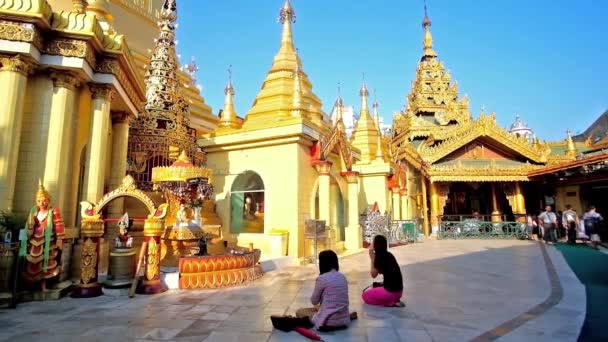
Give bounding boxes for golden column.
[43,72,80,212]
[137,218,168,294]
[421,178,430,235]
[329,179,341,241]
[429,182,439,234]
[344,171,361,250]
[315,161,332,247]
[515,182,526,221]
[491,183,502,222]
[400,189,408,220]
[107,112,131,218]
[391,187,401,220]
[84,84,113,203]
[0,55,35,211]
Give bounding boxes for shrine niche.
[230,171,265,234]
[74,175,168,298]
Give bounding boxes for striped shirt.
[311,270,350,329]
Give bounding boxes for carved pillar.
[72,218,104,298]
[43,72,80,213]
[0,55,35,211]
[491,183,502,222]
[391,187,401,220]
[344,171,361,250]
[107,112,131,218]
[421,178,430,235]
[137,218,168,294]
[315,161,332,229]
[400,189,408,220]
[84,84,113,203]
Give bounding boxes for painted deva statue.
[19,180,65,291]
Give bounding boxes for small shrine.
[151,150,218,266]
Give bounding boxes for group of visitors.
[271,235,404,334]
[527,205,604,249]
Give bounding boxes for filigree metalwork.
[128,0,206,190]
[437,220,527,239]
[0,20,43,50]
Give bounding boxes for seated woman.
[271,250,354,332]
[362,235,405,307]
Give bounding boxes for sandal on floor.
[391,301,406,308]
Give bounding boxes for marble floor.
[0,239,586,342]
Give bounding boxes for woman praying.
[362,235,405,307]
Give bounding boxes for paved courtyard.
[0,239,585,342]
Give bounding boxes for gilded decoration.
[50,11,105,45]
[319,119,353,171]
[178,250,263,289]
[50,71,80,90]
[0,20,43,50]
[128,0,205,190]
[115,0,160,23]
[89,83,114,100]
[0,0,53,24]
[145,238,159,280]
[96,57,142,111]
[0,54,36,75]
[80,238,97,284]
[45,38,96,67]
[80,176,166,223]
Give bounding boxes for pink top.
[311,270,350,329]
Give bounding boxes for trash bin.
[268,230,289,257]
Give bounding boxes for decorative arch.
[230,171,265,234]
[80,175,168,221]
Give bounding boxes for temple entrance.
[443,182,514,220]
[230,171,265,234]
[311,175,347,242]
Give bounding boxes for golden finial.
[177,150,191,163]
[373,89,381,130]
[422,1,437,59]
[219,65,240,128]
[161,0,178,22]
[335,82,344,122]
[72,0,88,14]
[36,179,51,200]
[566,129,576,154]
[278,0,296,52]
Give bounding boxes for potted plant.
[188,199,204,226]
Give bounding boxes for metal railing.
[437,218,528,240]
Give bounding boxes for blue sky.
[175,0,607,140]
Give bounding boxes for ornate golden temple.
[2,0,607,280]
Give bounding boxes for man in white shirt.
[538,205,557,244]
[562,205,579,245]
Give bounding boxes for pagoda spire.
[422,2,437,60]
[358,78,374,127]
[352,77,381,163]
[279,0,296,54]
[244,0,325,127]
[219,65,240,128]
[372,90,380,130]
[334,83,344,123]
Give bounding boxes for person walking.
[562,205,579,245]
[539,205,558,245]
[583,206,604,250]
